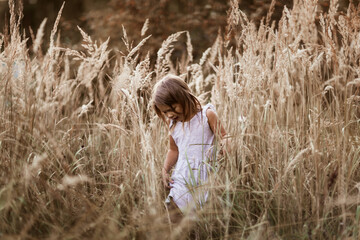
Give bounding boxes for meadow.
[1,0,360,239]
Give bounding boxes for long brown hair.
[152,74,201,125]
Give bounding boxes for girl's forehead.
[157,103,183,111]
[156,104,172,111]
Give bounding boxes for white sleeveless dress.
[166,103,216,212]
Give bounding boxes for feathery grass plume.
[110,64,132,108]
[48,2,64,59]
[57,174,92,190]
[8,0,16,36]
[31,2,64,108]
[187,63,205,96]
[62,27,111,110]
[76,100,94,118]
[16,0,24,21]
[24,153,48,182]
[134,53,153,90]
[78,26,94,53]
[199,47,211,66]
[141,19,149,37]
[155,31,185,79]
[127,34,152,59]
[266,0,276,25]
[284,147,311,176]
[122,24,130,51]
[226,0,240,41]
[186,31,193,63]
[61,47,86,60]
[329,0,339,23]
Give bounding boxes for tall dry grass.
[1,0,360,239]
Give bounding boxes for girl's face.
[157,103,184,122]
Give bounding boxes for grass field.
[1,0,360,239]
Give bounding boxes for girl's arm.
[162,135,178,189]
[206,109,230,153]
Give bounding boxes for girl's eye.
[162,106,175,114]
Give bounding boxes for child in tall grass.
[152,74,227,222]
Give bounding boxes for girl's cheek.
[175,106,183,114]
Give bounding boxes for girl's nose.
[166,112,174,119]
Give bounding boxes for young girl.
[152,74,227,221]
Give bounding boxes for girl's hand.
[206,142,227,160]
[162,168,174,189]
[220,136,231,155]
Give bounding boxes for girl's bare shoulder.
[205,108,218,121]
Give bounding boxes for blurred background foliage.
[0,0,357,61]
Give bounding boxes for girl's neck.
[183,105,201,122]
